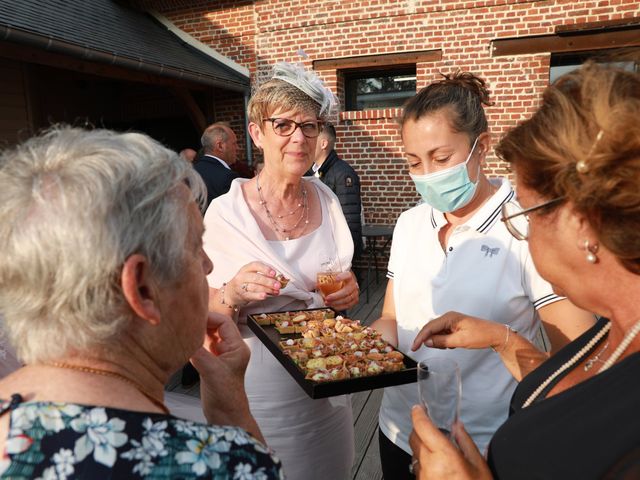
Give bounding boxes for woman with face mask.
[371,72,595,479]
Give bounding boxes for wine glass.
[417,357,461,439]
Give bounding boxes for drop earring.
[582,239,599,264]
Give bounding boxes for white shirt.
[201,178,355,479]
[378,178,561,454]
[204,154,231,170]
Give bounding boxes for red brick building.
[149,0,639,225]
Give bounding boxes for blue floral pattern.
[0,397,284,479]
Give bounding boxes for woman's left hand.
[324,270,359,311]
[409,405,492,480]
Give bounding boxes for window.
[344,67,416,111]
[550,48,639,83]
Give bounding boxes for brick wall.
[153,0,640,227]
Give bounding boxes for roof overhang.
[0,0,250,92]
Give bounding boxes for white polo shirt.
[378,178,561,454]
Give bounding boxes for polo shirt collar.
[429,178,515,233]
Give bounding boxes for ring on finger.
[409,458,419,474]
[241,282,248,292]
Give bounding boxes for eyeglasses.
[264,118,324,138]
[501,197,565,241]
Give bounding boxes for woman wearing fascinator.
[202,62,359,479]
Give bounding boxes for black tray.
[247,308,417,399]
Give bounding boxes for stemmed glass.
[417,357,461,439]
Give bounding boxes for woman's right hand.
[223,262,283,308]
[411,311,506,352]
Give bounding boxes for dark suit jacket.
[193,155,240,212]
[305,150,364,259]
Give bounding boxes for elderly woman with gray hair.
[202,63,360,479]
[0,127,284,479]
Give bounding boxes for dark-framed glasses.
[264,118,324,138]
[501,197,565,241]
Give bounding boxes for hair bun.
[439,71,493,107]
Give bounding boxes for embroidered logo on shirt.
[481,245,500,257]
[345,176,353,187]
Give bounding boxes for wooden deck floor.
[166,271,389,480]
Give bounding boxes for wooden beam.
[556,17,640,35]
[491,28,640,57]
[314,50,442,71]
[171,86,207,133]
[0,41,210,90]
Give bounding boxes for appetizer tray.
[247,308,417,399]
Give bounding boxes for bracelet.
[491,325,516,353]
[220,282,239,313]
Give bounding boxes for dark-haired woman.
[371,72,594,478]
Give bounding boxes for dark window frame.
[550,47,639,83]
[343,65,417,111]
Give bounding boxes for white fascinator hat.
[270,62,338,120]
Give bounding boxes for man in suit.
[310,123,364,260]
[193,122,240,211]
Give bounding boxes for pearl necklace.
[522,318,640,408]
[598,319,640,372]
[46,362,170,414]
[256,173,309,241]
[521,321,610,408]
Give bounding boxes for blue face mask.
[410,137,480,212]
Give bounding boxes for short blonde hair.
[248,78,322,125]
[248,63,337,125]
[0,126,206,363]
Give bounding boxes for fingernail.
[412,405,421,413]
[274,282,280,288]
[425,339,433,347]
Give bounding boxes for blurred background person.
[179,147,198,163]
[309,123,364,260]
[194,122,240,210]
[371,72,594,479]
[202,62,360,480]
[0,127,283,479]
[410,59,640,480]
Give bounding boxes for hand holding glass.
[316,258,344,298]
[417,358,461,439]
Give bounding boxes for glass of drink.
[316,257,344,298]
[417,357,461,439]
[316,271,345,297]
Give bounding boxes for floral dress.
[0,394,284,479]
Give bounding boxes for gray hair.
[201,122,231,154]
[0,126,206,363]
